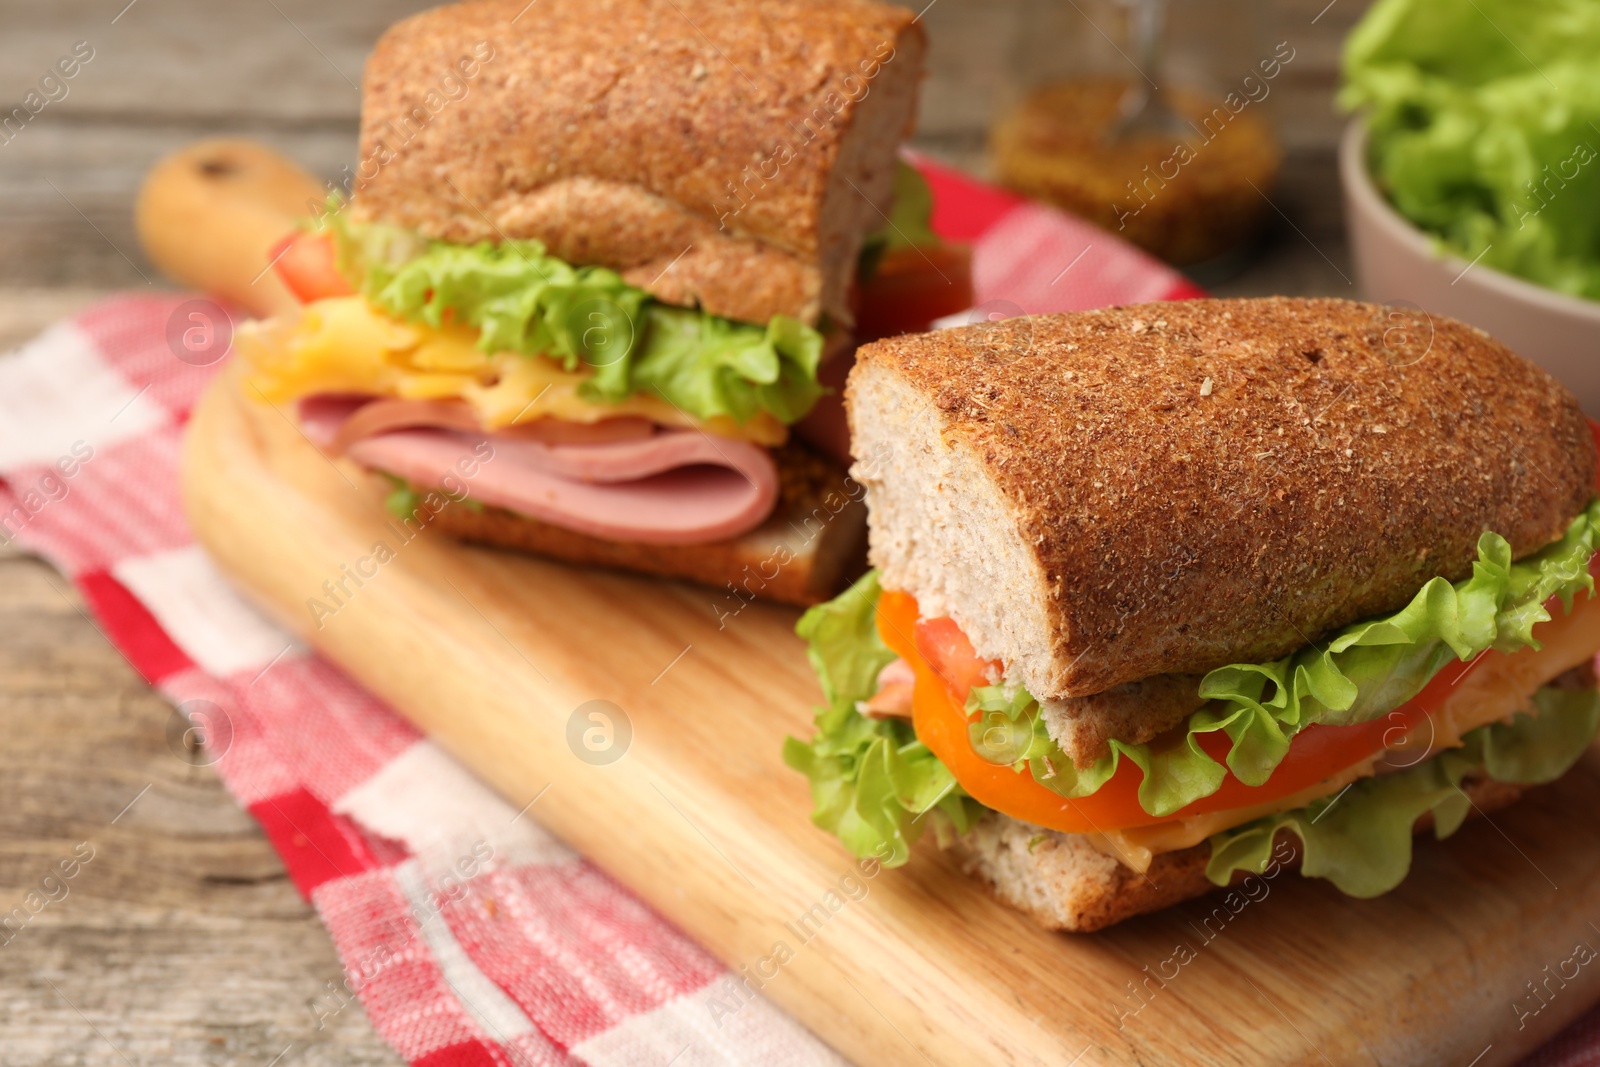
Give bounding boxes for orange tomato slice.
[876,579,1578,834]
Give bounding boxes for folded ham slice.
[859,657,915,719]
[297,396,780,545]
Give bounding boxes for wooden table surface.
[0,0,1366,1061]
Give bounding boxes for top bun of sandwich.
[353,0,926,329]
[848,297,1596,703]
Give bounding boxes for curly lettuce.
[782,572,983,865]
[1185,501,1600,796]
[327,214,824,425]
[964,499,1600,819]
[786,502,1600,864]
[1340,0,1600,301]
[1207,685,1600,896]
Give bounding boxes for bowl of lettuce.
[1339,0,1600,414]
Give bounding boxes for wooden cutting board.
[184,363,1600,1067]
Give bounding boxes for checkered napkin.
[11,161,1590,1067]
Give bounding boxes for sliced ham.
[297,395,780,545]
[859,658,916,719]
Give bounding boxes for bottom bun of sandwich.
[951,736,1534,933]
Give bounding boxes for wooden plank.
[184,358,1600,1067]
[0,0,426,122]
[0,552,400,1065]
[0,289,398,1061]
[0,287,107,348]
[0,0,1366,141]
[0,124,355,289]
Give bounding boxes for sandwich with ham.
[238,0,969,605]
[785,297,1600,931]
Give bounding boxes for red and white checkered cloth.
[2,161,1592,1066]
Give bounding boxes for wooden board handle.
[135,139,326,319]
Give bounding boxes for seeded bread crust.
[848,297,1596,700]
[353,0,925,328]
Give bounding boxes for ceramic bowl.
[1341,119,1600,414]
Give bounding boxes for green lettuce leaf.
[1340,0,1600,301]
[1047,501,1598,818]
[785,501,1600,862]
[326,213,825,425]
[934,500,1600,819]
[1186,501,1600,793]
[378,472,421,521]
[782,572,983,866]
[377,472,481,517]
[1206,685,1600,896]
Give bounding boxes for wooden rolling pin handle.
[135,139,328,320]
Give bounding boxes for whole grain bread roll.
[351,0,925,329]
[847,297,1596,699]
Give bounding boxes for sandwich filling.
[240,207,823,545]
[240,166,950,546]
[785,499,1600,897]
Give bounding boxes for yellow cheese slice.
[1086,588,1600,873]
[235,296,787,446]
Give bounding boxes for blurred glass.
[1009,0,1275,107]
[993,0,1284,269]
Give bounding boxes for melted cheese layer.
[1087,589,1600,873]
[236,296,787,446]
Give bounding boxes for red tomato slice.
[271,231,354,303]
[911,615,997,698]
[853,243,974,342]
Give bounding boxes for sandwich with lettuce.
[785,296,1600,930]
[236,0,969,605]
